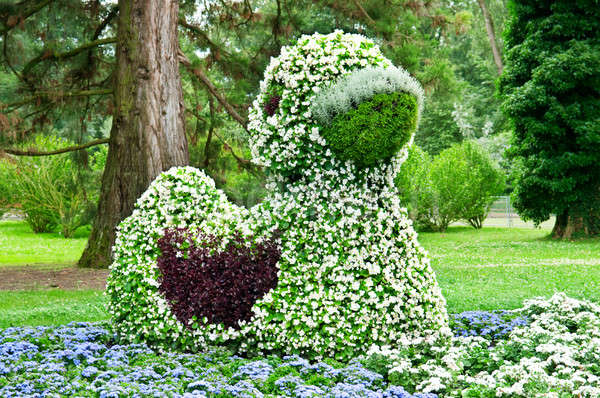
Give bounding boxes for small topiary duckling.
[107,31,451,360]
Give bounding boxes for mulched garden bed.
[0,266,108,290]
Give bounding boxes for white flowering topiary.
[107,30,451,360]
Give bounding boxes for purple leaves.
[264,94,281,116]
[156,229,281,329]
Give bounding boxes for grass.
[0,220,89,267]
[420,227,600,313]
[0,220,599,326]
[0,290,107,328]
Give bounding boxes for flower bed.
[2,293,599,397]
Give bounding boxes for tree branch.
[92,6,118,41]
[351,0,375,26]
[186,103,258,174]
[22,37,117,76]
[0,0,55,35]
[179,50,248,130]
[2,88,113,110]
[178,18,232,59]
[477,0,503,75]
[1,138,109,157]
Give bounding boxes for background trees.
[4,0,580,266]
[499,0,600,238]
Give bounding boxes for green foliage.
[429,141,505,230]
[499,0,600,231]
[188,135,267,209]
[3,136,104,237]
[321,92,418,168]
[398,142,505,231]
[395,146,436,231]
[0,159,16,218]
[416,96,463,155]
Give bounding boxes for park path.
[0,265,108,290]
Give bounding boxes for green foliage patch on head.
[320,91,418,168]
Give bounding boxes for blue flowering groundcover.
[0,310,523,398]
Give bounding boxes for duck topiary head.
[248,30,424,187]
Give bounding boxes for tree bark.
[78,0,188,268]
[551,210,599,239]
[477,0,503,75]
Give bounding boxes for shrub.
[156,228,280,329]
[395,146,437,230]
[321,91,418,168]
[0,158,16,219]
[429,141,505,230]
[8,136,104,236]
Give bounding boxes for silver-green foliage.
[310,66,425,126]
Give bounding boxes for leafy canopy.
[499,0,600,228]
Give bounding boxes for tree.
[499,0,600,239]
[78,0,189,267]
[0,1,189,267]
[476,0,503,75]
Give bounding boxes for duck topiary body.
[107,31,451,360]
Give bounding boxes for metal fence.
[487,196,516,227]
[482,196,554,229]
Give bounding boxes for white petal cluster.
[367,293,600,397]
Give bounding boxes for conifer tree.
[499,0,600,238]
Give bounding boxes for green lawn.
[420,227,600,312]
[1,221,599,326]
[0,290,107,328]
[0,220,89,267]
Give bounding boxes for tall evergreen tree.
[79,0,189,268]
[499,0,600,238]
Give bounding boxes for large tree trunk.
[477,0,503,75]
[79,0,188,268]
[552,210,600,239]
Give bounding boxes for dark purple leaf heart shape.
[156,228,281,329]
